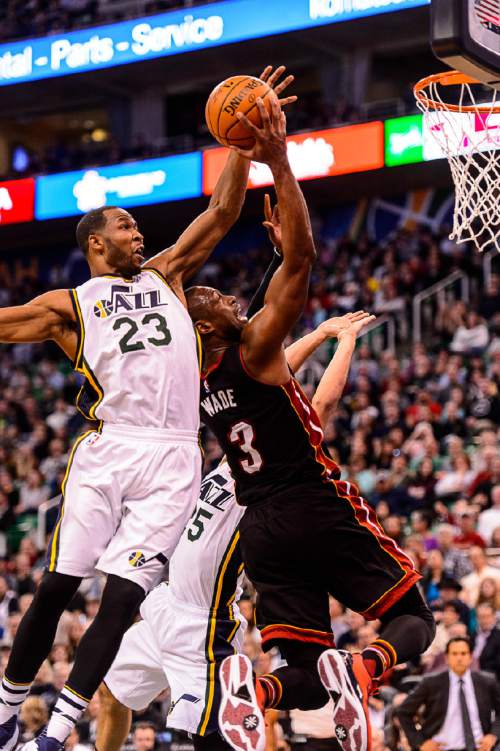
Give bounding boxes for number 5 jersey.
[199,344,341,507]
[71,268,201,430]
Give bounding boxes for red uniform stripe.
[261,624,335,648]
[282,378,421,619]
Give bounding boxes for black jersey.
[200,344,341,506]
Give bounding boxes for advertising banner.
[0,178,35,225]
[203,121,384,194]
[0,0,428,87]
[35,153,202,220]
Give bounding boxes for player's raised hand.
[262,193,282,251]
[259,65,297,109]
[232,95,287,164]
[318,311,375,340]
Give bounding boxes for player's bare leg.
[95,683,131,751]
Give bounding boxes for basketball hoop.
[414,70,500,254]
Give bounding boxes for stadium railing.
[412,270,470,343]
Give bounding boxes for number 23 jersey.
[199,344,341,507]
[71,268,201,430]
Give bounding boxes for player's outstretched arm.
[285,311,373,373]
[146,66,296,289]
[145,148,249,288]
[240,100,316,382]
[312,313,375,427]
[0,290,77,361]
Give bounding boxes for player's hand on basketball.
[318,311,375,341]
[262,193,282,251]
[259,65,297,109]
[232,96,287,164]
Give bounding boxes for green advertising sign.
[385,114,424,166]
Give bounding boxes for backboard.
[431,0,500,87]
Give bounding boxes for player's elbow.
[209,200,242,229]
[312,395,339,427]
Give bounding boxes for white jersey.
[71,268,200,430]
[105,461,247,735]
[169,460,245,608]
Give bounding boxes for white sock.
[0,677,31,724]
[46,685,89,742]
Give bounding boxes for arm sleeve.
[246,248,283,319]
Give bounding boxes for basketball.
[205,75,278,149]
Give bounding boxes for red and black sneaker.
[317,650,371,751]
[219,655,265,751]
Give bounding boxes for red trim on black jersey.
[281,378,341,480]
[261,623,335,649]
[201,351,225,380]
[282,378,421,616]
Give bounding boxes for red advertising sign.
[0,178,35,225]
[203,121,384,195]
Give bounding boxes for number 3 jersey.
[71,268,201,430]
[199,344,341,507]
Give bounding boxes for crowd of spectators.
[0,0,213,43]
[0,215,498,749]
[5,91,363,182]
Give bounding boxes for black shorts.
[238,479,420,651]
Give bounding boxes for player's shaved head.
[185,286,218,324]
[186,286,247,341]
[76,205,119,255]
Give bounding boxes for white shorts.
[47,424,201,592]
[105,585,245,735]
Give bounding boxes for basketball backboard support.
[431,0,500,87]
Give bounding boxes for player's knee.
[33,571,82,611]
[98,682,129,717]
[95,575,145,629]
[381,584,436,650]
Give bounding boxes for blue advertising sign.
[0,0,429,87]
[35,152,202,220]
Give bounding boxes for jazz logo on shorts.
[128,550,147,568]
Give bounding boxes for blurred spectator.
[451,312,490,355]
[421,549,446,607]
[472,603,500,681]
[132,722,156,751]
[0,576,18,640]
[453,512,486,551]
[437,524,473,581]
[64,726,89,750]
[19,696,48,744]
[460,547,500,607]
[477,485,500,545]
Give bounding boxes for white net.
[415,74,500,253]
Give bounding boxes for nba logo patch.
[128,551,146,568]
[84,433,101,447]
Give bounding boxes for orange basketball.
[205,75,278,149]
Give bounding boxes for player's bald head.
[185,286,219,323]
[186,286,246,341]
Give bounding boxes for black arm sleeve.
[246,248,283,319]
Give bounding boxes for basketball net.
[414,70,500,254]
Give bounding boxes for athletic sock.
[0,677,31,724]
[256,674,282,711]
[46,685,90,742]
[362,638,398,679]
